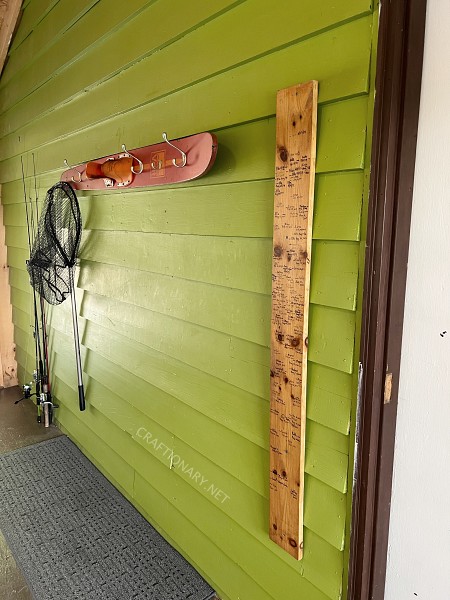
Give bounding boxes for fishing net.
[27,182,82,305]
[27,181,85,411]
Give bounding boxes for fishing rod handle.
[43,403,50,428]
[78,384,85,411]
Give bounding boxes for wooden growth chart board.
[269,80,318,560]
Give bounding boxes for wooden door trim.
[347,1,428,598]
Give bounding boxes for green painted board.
[3,170,364,242]
[0,0,155,101]
[80,171,363,241]
[1,0,371,136]
[78,232,358,306]
[313,172,364,241]
[80,231,274,295]
[2,0,99,86]
[308,305,356,374]
[6,0,59,53]
[310,241,360,310]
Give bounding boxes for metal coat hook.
[162,132,187,168]
[121,144,144,174]
[63,159,83,183]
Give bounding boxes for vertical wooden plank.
[0,191,18,388]
[269,81,318,560]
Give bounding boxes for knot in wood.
[278,146,288,162]
[273,245,283,257]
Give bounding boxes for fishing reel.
[23,382,32,398]
[39,385,59,428]
[15,370,39,404]
[15,381,35,404]
[14,372,58,428]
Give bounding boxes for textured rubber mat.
[0,436,215,600]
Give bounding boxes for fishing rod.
[26,162,44,425]
[16,156,58,427]
[15,156,44,422]
[27,161,48,425]
[31,153,55,427]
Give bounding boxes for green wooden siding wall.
[0,1,378,599]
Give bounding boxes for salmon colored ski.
[61,132,218,190]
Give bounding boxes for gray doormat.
[0,436,215,600]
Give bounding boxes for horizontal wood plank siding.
[0,1,378,599]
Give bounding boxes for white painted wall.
[384,1,450,599]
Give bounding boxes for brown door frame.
[347,1,428,599]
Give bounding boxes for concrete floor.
[0,386,63,599]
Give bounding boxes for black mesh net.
[27,182,82,305]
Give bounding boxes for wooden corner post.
[0,0,23,75]
[269,81,318,560]
[0,191,18,388]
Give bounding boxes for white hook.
[63,159,83,183]
[121,144,144,174]
[162,132,187,168]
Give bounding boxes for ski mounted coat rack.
[61,132,217,190]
